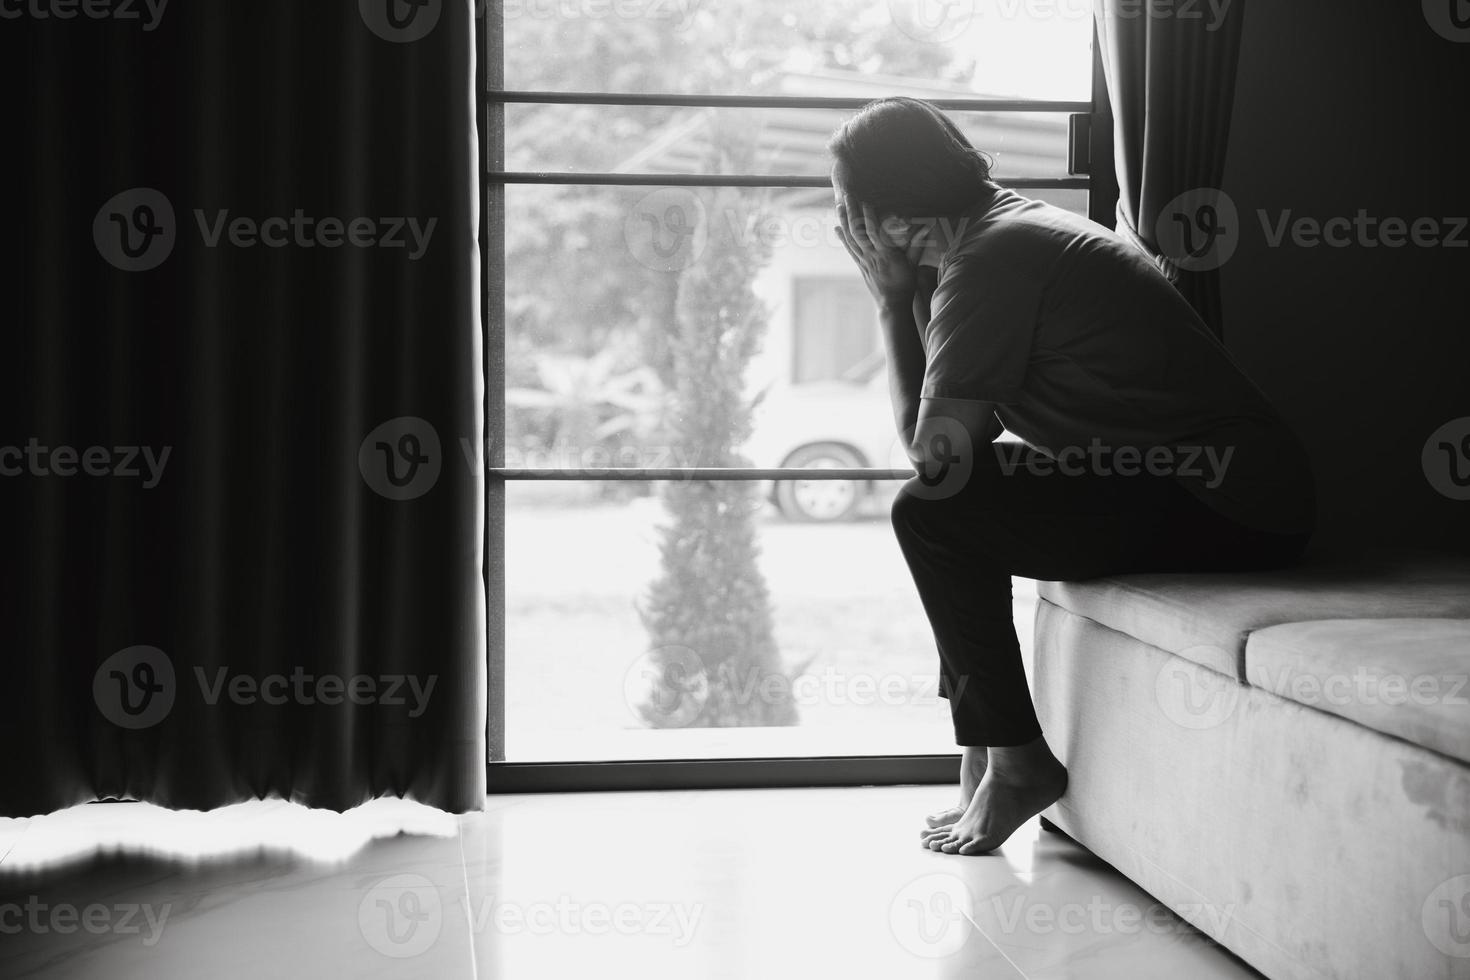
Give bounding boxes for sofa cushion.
[1245,618,1470,765]
[1036,551,1470,680]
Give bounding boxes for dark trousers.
[889,442,1310,747]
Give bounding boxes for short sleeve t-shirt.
[922,187,1315,535]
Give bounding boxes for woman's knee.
[890,475,958,533]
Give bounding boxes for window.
[792,278,877,384]
[479,1,1111,785]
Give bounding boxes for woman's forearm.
[878,293,927,444]
[879,266,939,447]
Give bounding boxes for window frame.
[478,11,1117,791]
[790,275,882,385]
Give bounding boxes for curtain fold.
[1095,0,1248,336]
[2,1,485,816]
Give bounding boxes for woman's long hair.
[827,97,996,218]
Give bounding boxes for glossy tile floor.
[0,787,1265,979]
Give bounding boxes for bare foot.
[922,746,986,832]
[922,737,1067,855]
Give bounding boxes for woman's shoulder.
[939,196,1064,273]
[955,190,1160,278]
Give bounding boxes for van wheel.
[774,443,865,522]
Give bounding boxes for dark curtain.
[1,1,485,816]
[1095,0,1248,336]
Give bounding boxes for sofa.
[1033,549,1470,980]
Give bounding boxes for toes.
[957,836,996,856]
[939,837,964,854]
[927,836,953,851]
[925,807,963,828]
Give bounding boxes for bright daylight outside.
[499,0,1094,761]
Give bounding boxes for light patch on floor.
[0,786,1264,979]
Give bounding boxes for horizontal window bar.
[487,755,959,791]
[488,172,1089,189]
[502,103,1075,179]
[489,467,914,481]
[490,90,1091,113]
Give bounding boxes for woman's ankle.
[986,735,1063,781]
